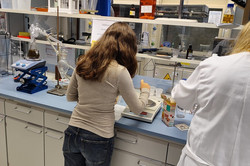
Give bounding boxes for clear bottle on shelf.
[128,4,136,29]
[139,0,156,19]
[222,4,235,24]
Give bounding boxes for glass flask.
[27,40,40,60]
[0,34,9,76]
[57,50,69,79]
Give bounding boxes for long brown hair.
[76,22,138,81]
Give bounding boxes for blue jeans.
[63,126,114,166]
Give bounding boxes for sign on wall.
[91,19,116,46]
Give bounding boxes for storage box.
[2,0,31,10]
[48,0,79,14]
[18,0,31,11]
[11,0,18,9]
[1,0,12,9]
[161,95,176,127]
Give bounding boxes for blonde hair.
[231,21,250,54]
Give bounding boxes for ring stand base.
[47,86,67,96]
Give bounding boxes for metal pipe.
[178,0,184,19]
[56,6,60,87]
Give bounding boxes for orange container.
[32,7,48,12]
[139,0,156,19]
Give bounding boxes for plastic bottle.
[139,0,156,19]
[222,4,235,23]
[186,44,193,59]
[129,4,136,18]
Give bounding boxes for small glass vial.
[139,0,156,19]
[186,44,193,60]
[222,4,235,23]
[176,105,186,118]
[129,4,136,18]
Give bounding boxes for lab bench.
[0,75,192,166]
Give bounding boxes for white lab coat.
[172,52,250,166]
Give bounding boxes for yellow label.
[130,11,135,16]
[180,62,190,66]
[164,73,171,80]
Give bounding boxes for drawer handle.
[25,126,42,134]
[138,160,147,166]
[0,115,5,122]
[45,131,63,140]
[14,107,31,114]
[116,136,137,144]
[56,117,69,125]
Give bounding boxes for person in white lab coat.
[172,21,250,166]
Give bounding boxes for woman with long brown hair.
[63,22,150,166]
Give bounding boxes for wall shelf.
[11,36,200,67]
[0,8,222,29]
[11,36,91,50]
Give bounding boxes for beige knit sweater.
[66,60,149,138]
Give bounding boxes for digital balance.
[121,97,162,123]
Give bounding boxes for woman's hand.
[140,79,150,90]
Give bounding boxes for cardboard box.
[161,95,176,127]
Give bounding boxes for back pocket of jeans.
[81,139,109,165]
[62,128,72,152]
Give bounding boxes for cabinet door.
[180,68,194,80]
[111,149,165,166]
[0,98,4,114]
[154,65,176,80]
[45,128,65,166]
[6,117,44,166]
[167,143,184,166]
[0,115,8,166]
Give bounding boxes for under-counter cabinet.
[111,149,166,166]
[44,111,70,166]
[0,98,184,166]
[5,100,44,166]
[0,98,8,166]
[111,129,168,166]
